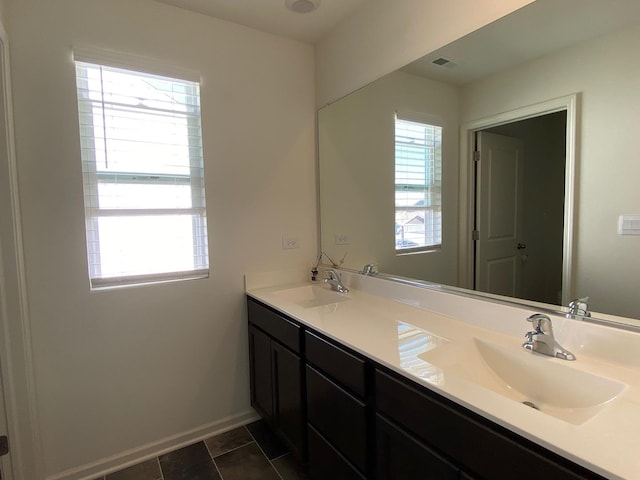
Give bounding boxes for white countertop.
[246,270,640,480]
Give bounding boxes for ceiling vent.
[432,57,458,69]
[285,0,321,14]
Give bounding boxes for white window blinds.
[75,60,209,288]
[395,117,442,251]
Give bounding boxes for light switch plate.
[618,215,640,235]
[282,236,300,249]
[335,233,350,245]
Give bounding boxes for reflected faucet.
[567,296,590,319]
[523,313,576,360]
[361,263,378,276]
[323,269,349,294]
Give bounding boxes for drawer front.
[375,369,602,480]
[376,414,458,480]
[305,330,366,397]
[248,298,300,353]
[308,425,365,480]
[307,365,367,473]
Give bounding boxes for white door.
[475,131,525,297]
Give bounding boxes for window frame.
[73,52,209,289]
[394,113,443,254]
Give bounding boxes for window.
[74,59,209,288]
[394,116,442,251]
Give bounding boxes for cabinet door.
[377,414,458,480]
[273,341,304,457]
[249,325,273,421]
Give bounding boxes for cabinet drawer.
[248,299,300,353]
[307,365,367,473]
[375,369,603,480]
[376,414,458,480]
[305,331,366,397]
[308,425,365,480]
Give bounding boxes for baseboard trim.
[46,409,260,480]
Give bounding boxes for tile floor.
[94,420,308,480]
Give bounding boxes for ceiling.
[153,0,369,43]
[402,0,640,86]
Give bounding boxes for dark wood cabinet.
[375,368,605,480]
[247,299,304,459]
[376,414,459,480]
[248,325,274,420]
[272,341,304,454]
[305,331,370,480]
[305,331,366,397]
[308,425,365,480]
[306,365,367,473]
[247,295,606,480]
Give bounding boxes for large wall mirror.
[318,0,640,326]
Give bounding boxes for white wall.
[319,70,459,284]
[315,0,534,107]
[461,24,640,318]
[6,0,316,477]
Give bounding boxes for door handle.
[517,243,527,250]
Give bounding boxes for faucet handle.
[326,269,340,281]
[526,313,553,335]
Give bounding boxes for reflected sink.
[419,338,626,425]
[272,285,351,308]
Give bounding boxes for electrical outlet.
[282,236,300,250]
[335,233,350,245]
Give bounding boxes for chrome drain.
[522,401,539,410]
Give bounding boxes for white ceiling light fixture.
[285,0,321,14]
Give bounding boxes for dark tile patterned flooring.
[95,420,307,480]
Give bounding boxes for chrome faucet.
[567,296,590,319]
[523,313,576,360]
[361,263,378,276]
[323,269,349,294]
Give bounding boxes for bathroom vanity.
[246,270,640,480]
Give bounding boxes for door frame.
[0,19,43,480]
[458,94,578,306]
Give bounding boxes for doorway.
[474,111,567,305]
[459,94,578,307]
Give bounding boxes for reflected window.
[394,116,442,252]
[397,322,447,384]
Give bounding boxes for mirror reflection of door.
[474,111,567,305]
[475,132,524,298]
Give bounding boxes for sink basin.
[272,285,351,308]
[419,338,626,424]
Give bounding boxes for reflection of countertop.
[246,270,640,480]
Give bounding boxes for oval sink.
[272,285,351,308]
[419,338,626,425]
